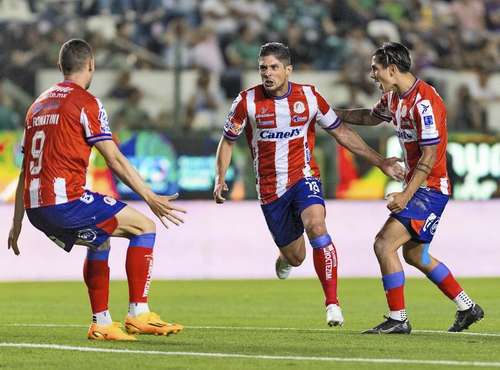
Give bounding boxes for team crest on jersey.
[80,192,95,204]
[77,229,97,242]
[293,101,305,114]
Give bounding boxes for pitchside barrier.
[1,200,498,281]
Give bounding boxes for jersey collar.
[400,78,420,99]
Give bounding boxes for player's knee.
[402,248,419,266]
[287,255,304,267]
[373,235,388,258]
[134,216,156,235]
[304,222,326,239]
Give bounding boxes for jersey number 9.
[30,130,45,175]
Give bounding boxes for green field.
[1,278,499,369]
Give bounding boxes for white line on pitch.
[1,342,500,368]
[3,323,499,337]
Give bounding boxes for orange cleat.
[88,322,137,341]
[125,312,183,336]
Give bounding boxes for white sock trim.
[128,302,150,317]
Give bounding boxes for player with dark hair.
[7,39,186,341]
[334,42,484,334]
[214,42,404,326]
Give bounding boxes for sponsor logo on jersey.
[77,229,97,242]
[400,105,407,117]
[420,103,430,114]
[259,128,301,140]
[104,196,117,206]
[397,129,417,142]
[291,115,307,123]
[224,118,244,136]
[293,101,306,114]
[423,115,434,127]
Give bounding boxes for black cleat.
[448,304,484,332]
[363,316,412,334]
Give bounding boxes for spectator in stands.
[450,84,484,133]
[107,69,138,100]
[184,69,222,131]
[0,80,21,129]
[112,87,154,131]
[225,23,261,69]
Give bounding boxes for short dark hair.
[373,42,411,73]
[58,39,93,75]
[259,42,291,66]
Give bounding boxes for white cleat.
[275,257,292,279]
[326,304,344,327]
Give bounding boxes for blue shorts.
[391,187,449,243]
[26,191,126,252]
[261,177,325,248]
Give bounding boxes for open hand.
[213,181,229,204]
[381,157,405,181]
[148,193,186,229]
[386,192,410,213]
[8,224,21,256]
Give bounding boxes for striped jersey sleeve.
[80,97,112,145]
[413,99,441,146]
[371,93,392,122]
[313,89,341,130]
[223,92,248,141]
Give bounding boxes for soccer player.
[334,42,484,334]
[213,42,405,326]
[7,39,186,341]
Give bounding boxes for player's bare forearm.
[95,140,155,201]
[8,167,25,255]
[333,108,383,126]
[12,168,25,225]
[213,137,234,203]
[328,123,383,167]
[215,137,234,182]
[403,145,437,199]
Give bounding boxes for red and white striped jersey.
[223,82,341,204]
[372,79,451,195]
[23,81,113,209]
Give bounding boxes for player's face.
[370,56,395,93]
[259,55,292,96]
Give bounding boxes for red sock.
[386,286,405,310]
[312,244,339,306]
[83,259,109,313]
[126,246,154,303]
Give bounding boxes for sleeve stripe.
[223,132,238,141]
[420,138,441,146]
[87,134,112,144]
[324,117,341,130]
[371,109,391,121]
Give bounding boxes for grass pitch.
[1,278,499,369]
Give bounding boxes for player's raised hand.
[8,223,21,256]
[147,193,186,229]
[386,192,410,213]
[380,157,405,181]
[213,180,229,204]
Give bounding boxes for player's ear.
[88,58,95,72]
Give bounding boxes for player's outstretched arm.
[94,140,186,228]
[8,167,25,256]
[327,122,405,181]
[213,137,234,204]
[333,108,384,126]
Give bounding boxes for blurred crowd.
[0,0,499,133]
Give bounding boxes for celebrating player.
[7,39,186,341]
[213,42,404,327]
[334,42,484,334]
